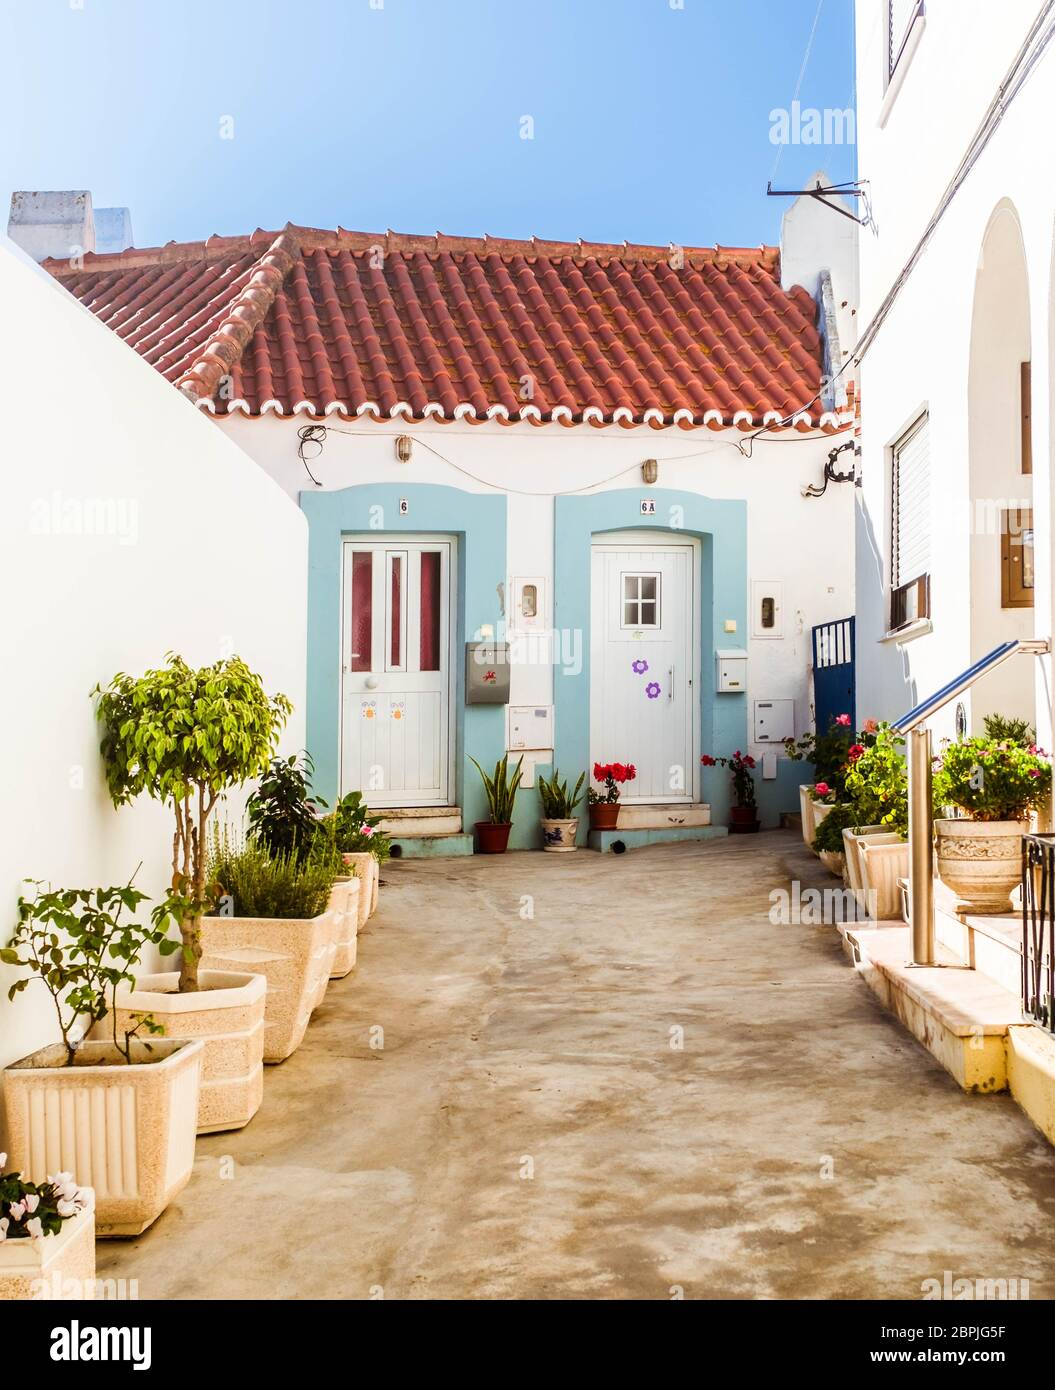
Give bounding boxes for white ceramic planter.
[541,817,578,851]
[0,1195,95,1301]
[328,876,362,978]
[107,970,265,1134]
[342,852,379,923]
[935,818,1030,914]
[200,913,332,1063]
[2,1039,203,1237]
[858,837,910,920]
[819,849,846,880]
[799,784,815,847]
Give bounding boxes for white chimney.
[7,190,133,262]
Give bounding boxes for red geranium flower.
[847,744,865,762]
[701,754,717,766]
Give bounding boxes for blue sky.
[1,0,856,250]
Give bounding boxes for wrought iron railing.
[1022,834,1055,1028]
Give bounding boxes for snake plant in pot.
[469,753,524,853]
[538,768,586,851]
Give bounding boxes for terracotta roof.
[43,224,848,431]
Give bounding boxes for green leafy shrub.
[2,879,176,1065]
[326,791,391,863]
[843,724,909,838]
[538,768,586,819]
[934,736,1051,821]
[982,714,1036,748]
[95,654,292,991]
[812,802,857,853]
[246,752,324,863]
[207,833,334,920]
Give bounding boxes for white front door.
[590,537,698,803]
[340,537,455,806]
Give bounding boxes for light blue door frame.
[553,490,750,837]
[300,483,509,835]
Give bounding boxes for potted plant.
[94,655,291,1128]
[246,754,363,974]
[538,768,586,851]
[588,762,636,830]
[841,725,910,917]
[200,833,336,1062]
[785,714,867,848]
[327,789,389,927]
[1,881,203,1237]
[933,734,1052,913]
[701,751,759,833]
[469,754,524,853]
[0,1159,95,1301]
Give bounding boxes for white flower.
[56,1200,78,1218]
[0,1218,8,1240]
[0,1153,7,1170]
[7,1201,25,1222]
[23,1193,39,1214]
[25,1217,43,1238]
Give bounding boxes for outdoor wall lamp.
[396,435,413,463]
[641,458,658,485]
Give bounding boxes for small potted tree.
[1,880,203,1236]
[588,762,636,830]
[933,734,1052,912]
[94,654,291,1131]
[469,754,524,853]
[701,751,759,833]
[538,768,586,851]
[0,1160,95,1301]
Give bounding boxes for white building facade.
[854,0,1055,744]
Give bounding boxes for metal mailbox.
[465,642,510,704]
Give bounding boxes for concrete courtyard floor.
[100,829,1055,1300]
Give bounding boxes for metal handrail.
[891,637,1050,966]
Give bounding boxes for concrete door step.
[378,806,462,837]
[616,803,711,830]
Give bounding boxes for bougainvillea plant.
[95,654,292,992]
[588,762,637,804]
[933,735,1052,821]
[701,751,757,809]
[0,1160,90,1241]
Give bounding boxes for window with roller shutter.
[890,413,931,631]
[889,0,925,81]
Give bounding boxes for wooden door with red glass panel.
[340,537,454,806]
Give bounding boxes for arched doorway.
[968,202,1035,731]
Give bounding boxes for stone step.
[388,831,473,859]
[378,806,462,837]
[614,803,710,830]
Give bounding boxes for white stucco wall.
[218,412,854,763]
[854,0,1054,743]
[0,243,308,1076]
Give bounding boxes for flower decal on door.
[390,700,406,721]
[631,659,649,674]
[361,700,377,720]
[645,681,661,699]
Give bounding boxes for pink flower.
[7,1201,25,1222]
[22,1194,39,1215]
[814,782,830,797]
[362,825,375,836]
[863,718,878,733]
[835,714,851,727]
[25,1217,42,1239]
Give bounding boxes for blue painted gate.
[812,616,856,734]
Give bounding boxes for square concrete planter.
[2,1039,203,1238]
[342,852,379,924]
[199,912,332,1063]
[857,836,910,920]
[842,825,892,910]
[328,876,362,978]
[0,1193,95,1300]
[106,970,266,1134]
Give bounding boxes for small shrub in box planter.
[0,1161,95,1301]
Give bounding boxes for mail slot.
[466,642,510,704]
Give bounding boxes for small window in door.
[621,572,661,628]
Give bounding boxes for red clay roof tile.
[43,224,845,430]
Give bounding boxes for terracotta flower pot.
[729,805,760,834]
[475,821,512,853]
[589,803,619,831]
[541,817,578,851]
